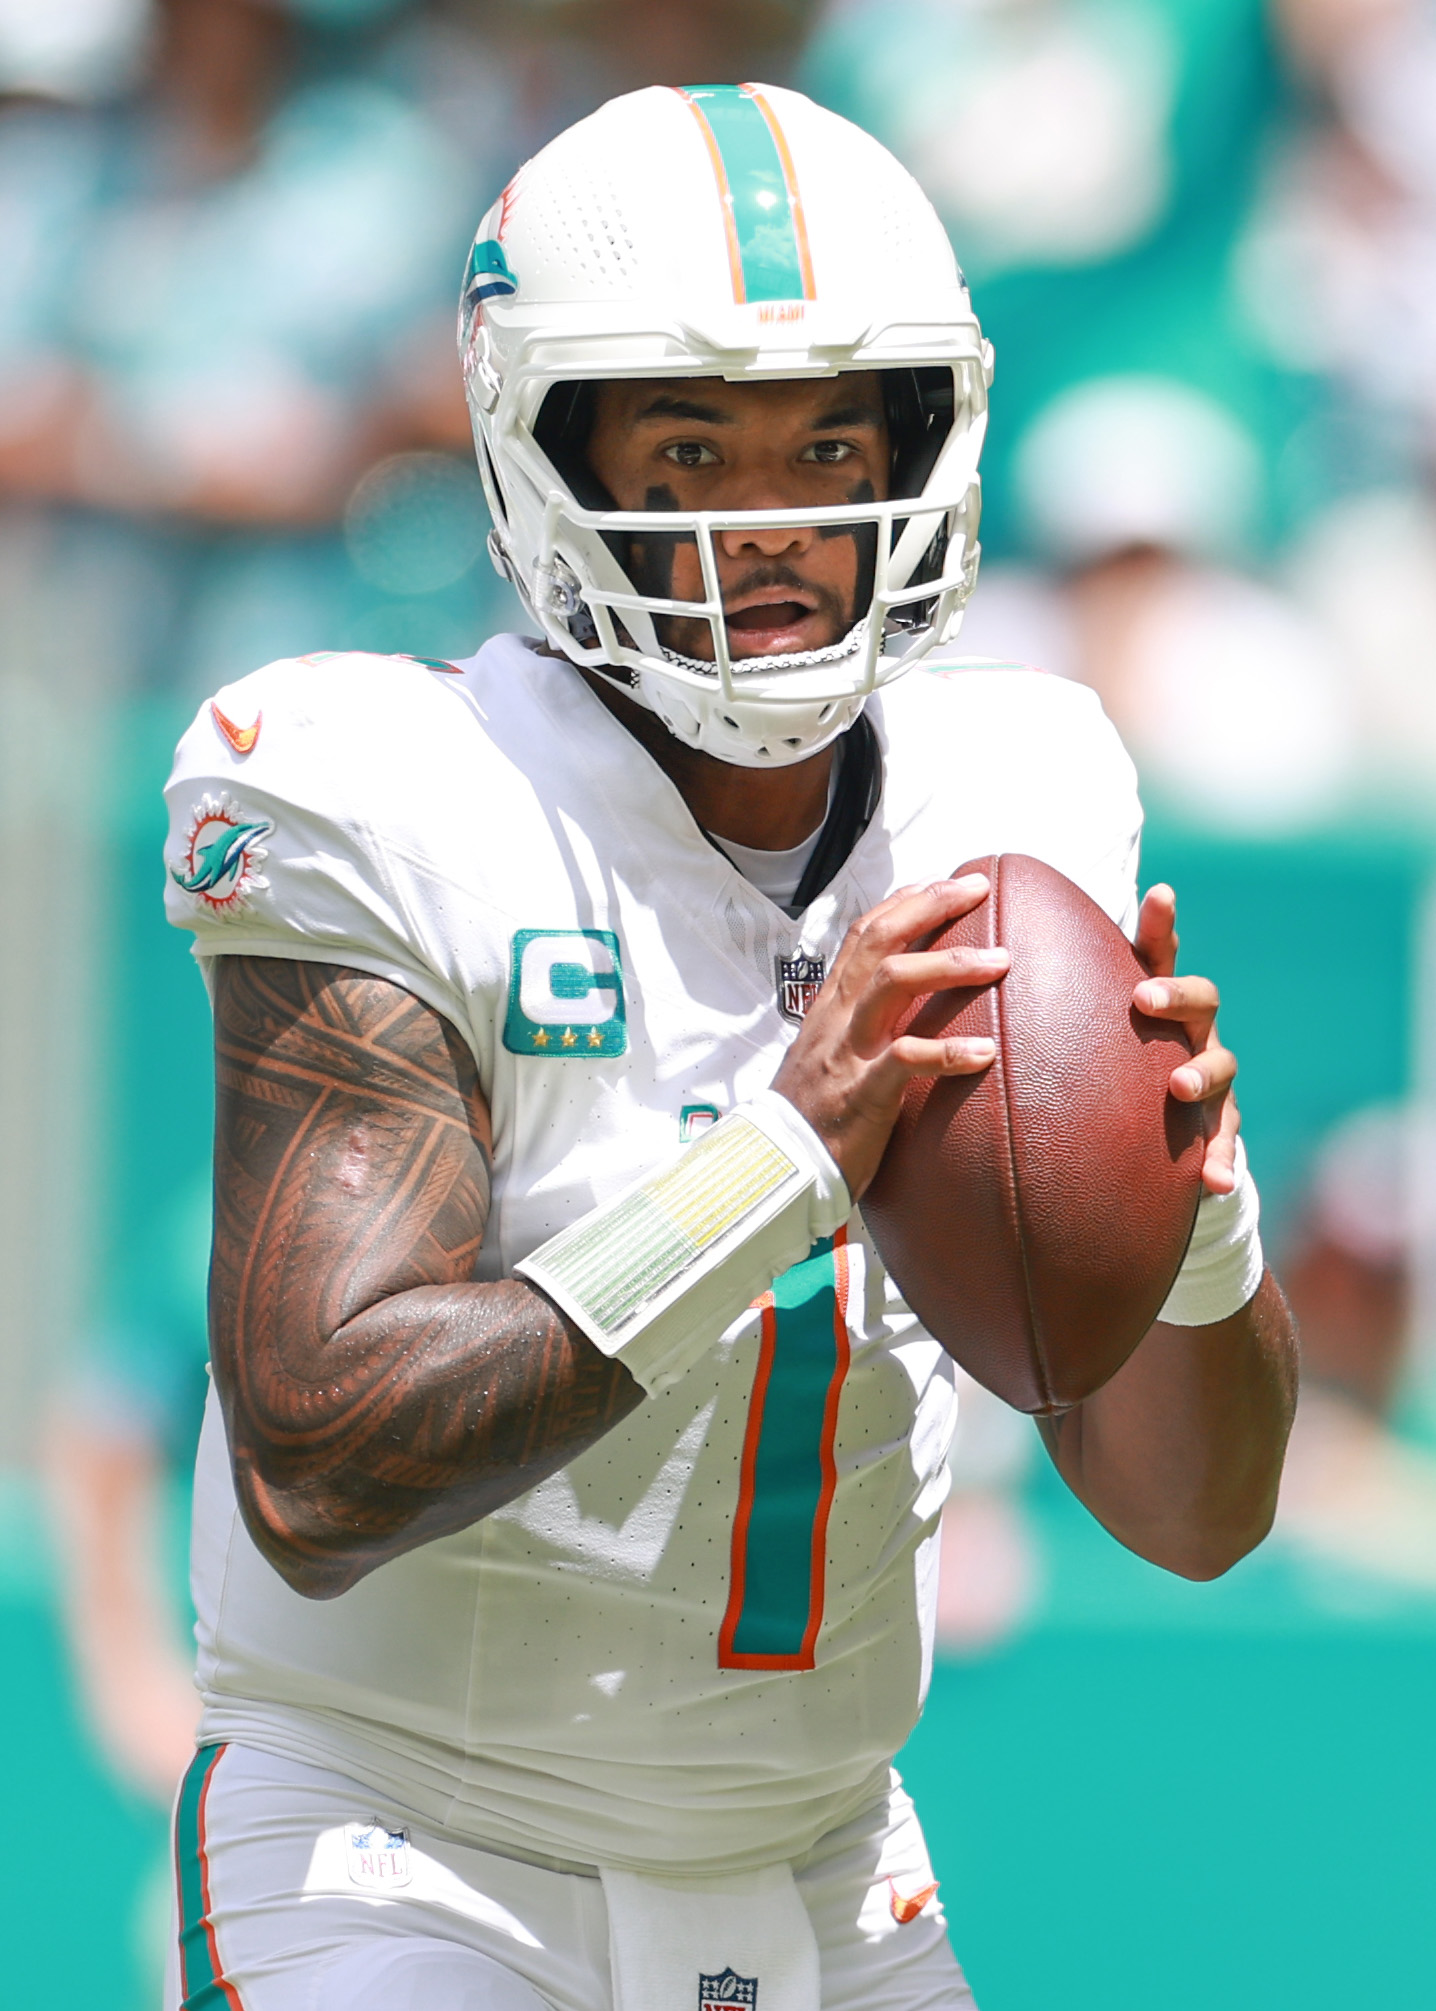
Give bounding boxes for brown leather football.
[861,853,1206,1414]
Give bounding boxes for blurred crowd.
[5,0,1436,1898]
[813,0,1436,825]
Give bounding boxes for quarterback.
[162,85,1296,2011]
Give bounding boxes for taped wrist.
[513,1089,850,1395]
[1158,1136,1264,1327]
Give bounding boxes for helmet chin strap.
[656,618,871,680]
[621,618,876,768]
[579,619,875,767]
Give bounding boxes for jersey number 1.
[718,1229,851,1672]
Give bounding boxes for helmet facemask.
[476,359,986,767]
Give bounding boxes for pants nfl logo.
[776,954,825,1024]
[700,1969,758,2011]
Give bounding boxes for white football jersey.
[165,635,1141,1876]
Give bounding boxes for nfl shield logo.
[345,1818,412,1889]
[776,952,826,1024]
[700,1969,758,2011]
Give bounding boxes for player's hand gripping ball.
[861,854,1206,1414]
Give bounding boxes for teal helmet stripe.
[676,85,815,305]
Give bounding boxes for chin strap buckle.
[533,555,600,647]
[536,556,585,616]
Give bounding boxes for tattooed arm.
[210,957,642,1600]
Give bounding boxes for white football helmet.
[460,83,992,767]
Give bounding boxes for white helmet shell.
[461,84,992,767]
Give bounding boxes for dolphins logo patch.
[171,794,273,913]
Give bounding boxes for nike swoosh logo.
[889,1878,939,1925]
[211,702,261,756]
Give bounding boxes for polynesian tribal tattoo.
[210,958,641,1598]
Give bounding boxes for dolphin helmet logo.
[463,236,519,320]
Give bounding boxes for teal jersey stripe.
[730,1238,841,1658]
[176,1745,240,2010]
[680,85,811,304]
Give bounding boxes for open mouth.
[723,595,824,652]
[727,600,811,632]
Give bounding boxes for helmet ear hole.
[479,440,508,524]
[534,382,613,513]
[885,366,956,500]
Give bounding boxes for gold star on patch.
[561,1027,577,1047]
[531,1029,550,1048]
[588,1027,603,1048]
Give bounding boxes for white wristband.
[1158,1136,1265,1327]
[514,1089,850,1396]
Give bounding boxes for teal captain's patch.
[504,929,627,1057]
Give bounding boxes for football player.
[162,84,1296,2011]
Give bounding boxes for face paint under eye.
[825,478,879,615]
[819,478,876,539]
[627,485,688,602]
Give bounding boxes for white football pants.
[164,1742,978,2011]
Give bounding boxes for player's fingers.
[847,1035,996,1129]
[1134,973,1219,1024]
[878,1031,998,1086]
[829,874,991,986]
[1170,1039,1236,1103]
[809,1033,997,1199]
[861,874,992,952]
[1200,1092,1241,1195]
[847,944,1008,1050]
[1134,884,1179,979]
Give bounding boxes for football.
[861,853,1206,1414]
